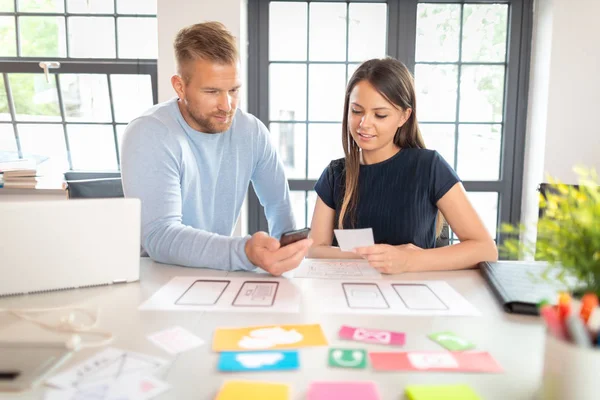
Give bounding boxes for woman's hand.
[354,243,423,274]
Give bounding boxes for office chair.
[64,172,124,199]
[435,222,450,247]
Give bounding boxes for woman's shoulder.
[329,157,346,172]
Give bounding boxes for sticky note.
[328,348,367,369]
[213,324,328,352]
[215,381,289,400]
[405,384,482,400]
[147,326,205,355]
[369,351,502,373]
[338,326,405,346]
[218,350,299,372]
[428,331,475,351]
[307,381,380,400]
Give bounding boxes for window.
[0,0,158,175]
[248,0,532,243]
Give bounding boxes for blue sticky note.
[218,350,299,372]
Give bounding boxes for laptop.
[0,198,141,297]
[479,260,574,315]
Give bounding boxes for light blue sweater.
[121,98,295,271]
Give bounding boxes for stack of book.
[0,159,40,189]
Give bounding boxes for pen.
[580,293,598,323]
[557,292,571,320]
[565,314,592,347]
[540,304,567,340]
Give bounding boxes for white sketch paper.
[334,228,375,252]
[293,259,382,279]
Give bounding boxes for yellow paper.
[216,381,289,400]
[212,324,328,352]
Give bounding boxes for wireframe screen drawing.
[392,283,449,310]
[342,283,389,309]
[232,281,279,307]
[293,259,381,279]
[175,280,230,305]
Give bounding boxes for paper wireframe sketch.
[312,280,480,316]
[293,259,381,279]
[334,228,375,252]
[46,347,169,390]
[44,374,170,400]
[148,326,205,355]
[139,276,300,313]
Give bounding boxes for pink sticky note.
[307,381,380,400]
[369,351,502,373]
[338,326,405,346]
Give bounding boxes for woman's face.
[347,80,410,156]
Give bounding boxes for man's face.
[172,59,241,133]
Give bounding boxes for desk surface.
[0,258,545,400]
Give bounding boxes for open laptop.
[0,198,141,297]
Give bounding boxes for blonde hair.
[173,21,238,82]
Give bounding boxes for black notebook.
[479,261,571,315]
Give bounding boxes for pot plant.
[500,167,600,297]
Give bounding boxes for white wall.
[157,0,249,236]
[520,0,600,245]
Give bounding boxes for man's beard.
[187,106,234,134]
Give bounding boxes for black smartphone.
[280,227,311,247]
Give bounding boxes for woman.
[308,58,498,273]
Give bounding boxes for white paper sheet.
[147,326,205,355]
[44,374,170,400]
[139,276,301,313]
[334,228,375,251]
[313,280,480,316]
[293,259,381,279]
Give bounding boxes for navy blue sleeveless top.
[314,149,460,249]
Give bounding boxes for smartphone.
[280,227,311,247]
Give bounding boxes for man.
[121,22,311,275]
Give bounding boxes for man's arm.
[250,119,296,239]
[121,117,254,271]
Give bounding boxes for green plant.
[500,167,600,296]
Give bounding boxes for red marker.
[540,304,568,340]
[557,292,571,321]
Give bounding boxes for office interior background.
[0,0,598,250]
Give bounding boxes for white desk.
[0,258,546,400]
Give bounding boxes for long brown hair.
[338,57,444,236]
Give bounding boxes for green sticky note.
[428,331,475,351]
[405,384,482,400]
[328,348,367,369]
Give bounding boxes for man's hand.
[353,243,422,274]
[245,231,313,276]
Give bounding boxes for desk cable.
[0,305,114,351]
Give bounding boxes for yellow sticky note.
[405,384,481,400]
[216,381,289,400]
[212,324,328,352]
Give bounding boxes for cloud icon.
[235,352,284,368]
[238,327,304,349]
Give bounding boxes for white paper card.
[147,326,205,355]
[334,228,375,252]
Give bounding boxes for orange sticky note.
[212,324,328,352]
[216,381,289,400]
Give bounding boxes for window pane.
[19,16,66,57]
[67,0,114,14]
[9,73,61,122]
[0,77,10,121]
[290,190,306,230]
[309,2,346,61]
[416,4,460,62]
[467,192,498,239]
[117,0,156,15]
[0,124,17,152]
[67,124,118,170]
[269,2,307,61]
[348,3,386,62]
[17,123,69,175]
[308,64,345,122]
[116,124,126,158]
[308,123,344,179]
[0,0,14,12]
[117,17,157,59]
[415,64,457,122]
[68,17,116,58]
[457,124,501,181]
[269,122,306,179]
[462,4,508,62]
[60,74,112,122]
[307,190,317,228]
[110,74,153,123]
[347,63,359,83]
[420,123,455,168]
[269,63,306,121]
[459,65,505,123]
[18,0,64,12]
[0,17,16,57]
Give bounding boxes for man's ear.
[171,75,185,99]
